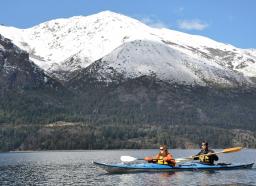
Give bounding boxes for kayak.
[93,161,254,173]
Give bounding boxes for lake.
[0,149,255,185]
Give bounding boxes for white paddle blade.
[120,156,138,162]
[175,157,193,163]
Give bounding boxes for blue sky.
[0,0,255,48]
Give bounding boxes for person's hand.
[163,157,173,161]
[144,156,153,161]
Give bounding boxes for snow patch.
[44,76,48,83]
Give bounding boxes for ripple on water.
[0,150,255,186]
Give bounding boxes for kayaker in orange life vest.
[144,145,176,166]
[192,141,219,165]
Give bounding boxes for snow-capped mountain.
[2,12,256,150]
[0,11,255,86]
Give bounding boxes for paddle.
[120,147,242,163]
[175,146,243,163]
[120,155,177,163]
[120,156,145,162]
[120,155,194,163]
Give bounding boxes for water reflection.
[159,172,176,178]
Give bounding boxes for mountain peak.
[0,12,256,85]
[32,10,140,30]
[94,10,124,16]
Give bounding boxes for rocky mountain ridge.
[0,11,255,86]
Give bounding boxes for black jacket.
[194,149,219,165]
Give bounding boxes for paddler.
[144,145,176,166]
[193,141,219,165]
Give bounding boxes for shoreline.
[2,148,253,153]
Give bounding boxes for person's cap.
[201,141,208,146]
[160,145,167,150]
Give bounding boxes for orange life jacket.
[156,153,176,166]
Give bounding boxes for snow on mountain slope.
[98,40,249,86]
[0,11,156,74]
[157,29,256,77]
[0,11,255,84]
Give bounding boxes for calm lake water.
[0,149,255,185]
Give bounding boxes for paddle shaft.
[121,156,174,162]
[148,158,175,161]
[193,147,242,158]
[193,151,223,158]
[176,147,242,163]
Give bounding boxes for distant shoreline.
[2,148,253,153]
[4,149,197,153]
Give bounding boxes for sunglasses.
[160,148,164,150]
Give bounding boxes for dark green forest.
[1,77,256,151]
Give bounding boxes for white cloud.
[177,19,208,31]
[139,17,168,28]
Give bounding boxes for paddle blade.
[120,156,138,162]
[175,157,193,163]
[223,147,242,153]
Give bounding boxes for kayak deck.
[93,161,254,173]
